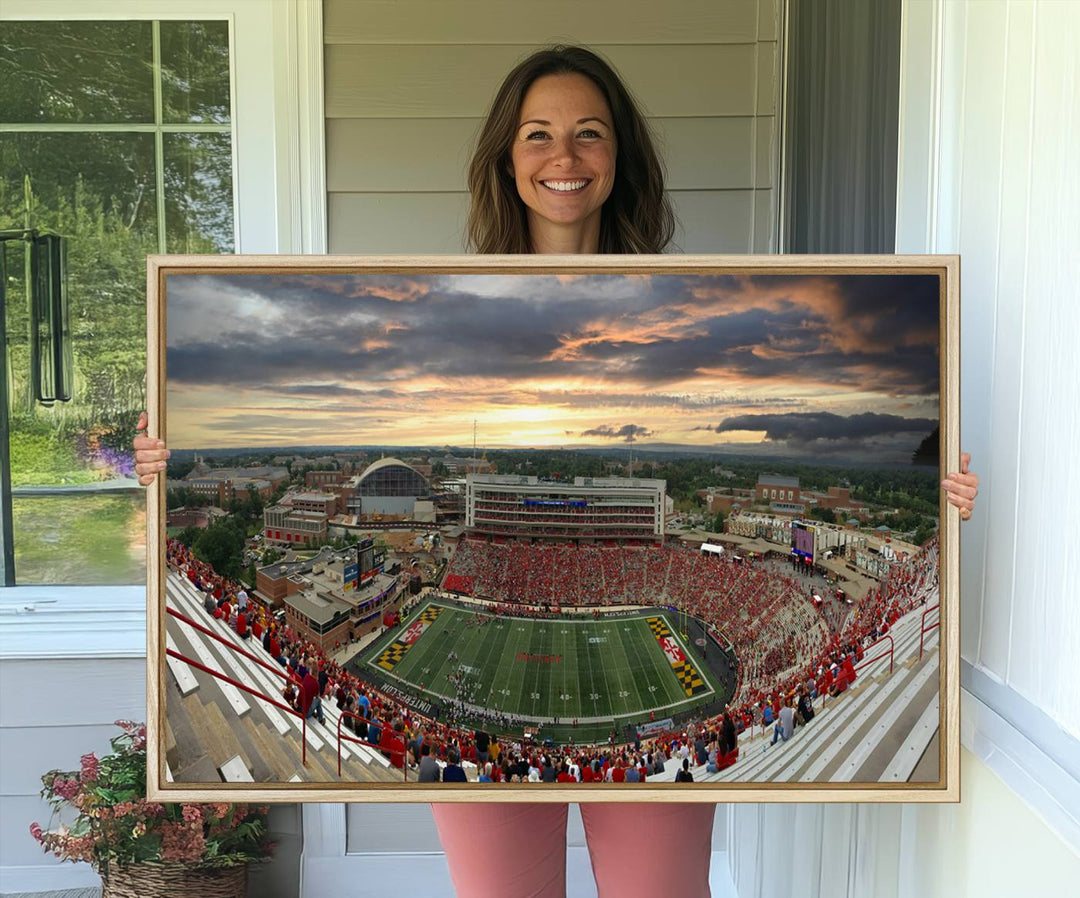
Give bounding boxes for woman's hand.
[942,452,979,521]
[133,411,170,486]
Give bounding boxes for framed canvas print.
[145,254,960,803]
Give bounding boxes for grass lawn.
[13,493,145,584]
[359,599,722,743]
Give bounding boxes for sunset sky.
[165,271,940,463]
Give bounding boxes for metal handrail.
[164,646,309,767]
[167,604,406,778]
[855,633,895,676]
[919,603,940,661]
[166,605,290,683]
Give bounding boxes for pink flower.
[181,805,202,824]
[79,753,100,782]
[160,821,206,863]
[29,822,43,842]
[52,777,80,801]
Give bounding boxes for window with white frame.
[1,18,234,586]
[0,0,315,665]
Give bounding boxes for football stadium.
[162,471,941,787]
[357,600,723,744]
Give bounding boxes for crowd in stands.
[692,535,940,752]
[165,529,938,783]
[445,538,834,699]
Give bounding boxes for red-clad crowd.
[445,538,834,698]
[164,531,938,782]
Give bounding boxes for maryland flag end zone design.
[647,616,708,697]
[375,604,444,671]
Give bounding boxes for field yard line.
[491,618,519,714]
[498,619,525,716]
[605,618,638,718]
[581,618,600,720]
[626,617,657,714]
[449,607,486,708]
[473,610,505,713]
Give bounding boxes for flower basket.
[31,721,273,892]
[101,861,247,898]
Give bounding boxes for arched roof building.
[356,457,430,496]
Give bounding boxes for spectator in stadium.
[300,668,325,725]
[762,701,775,729]
[417,742,441,783]
[475,728,491,767]
[695,732,709,767]
[768,698,796,748]
[443,747,468,782]
[675,758,694,783]
[134,40,981,898]
[721,709,737,757]
[706,739,720,775]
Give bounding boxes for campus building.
[349,457,432,517]
[256,545,401,651]
[464,474,667,542]
[754,475,870,518]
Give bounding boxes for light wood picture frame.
[146,254,960,803]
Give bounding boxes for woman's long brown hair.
[466,46,676,254]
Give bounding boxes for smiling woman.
[509,73,617,253]
[466,45,673,255]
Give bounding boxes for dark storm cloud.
[167,271,940,396]
[271,384,402,398]
[580,424,654,442]
[714,411,938,445]
[748,273,940,347]
[167,335,406,386]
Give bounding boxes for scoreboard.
[792,522,815,562]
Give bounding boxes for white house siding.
[323,0,781,253]
[728,1,1080,894]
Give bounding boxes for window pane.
[1,132,157,418]
[12,494,146,585]
[0,22,154,124]
[2,132,155,585]
[164,133,235,252]
[160,21,232,124]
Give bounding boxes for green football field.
[359,600,720,730]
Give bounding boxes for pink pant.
[431,802,715,897]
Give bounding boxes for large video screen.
[792,522,815,561]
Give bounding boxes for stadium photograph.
[149,259,953,798]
